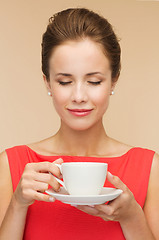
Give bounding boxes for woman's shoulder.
[0,151,13,226]
[143,152,159,234]
[0,150,9,166]
[0,151,12,178]
[103,138,156,158]
[0,151,13,200]
[26,137,58,156]
[150,152,159,180]
[2,137,56,157]
[149,152,159,191]
[104,138,133,157]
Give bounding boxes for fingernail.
[107,172,113,178]
[49,197,55,202]
[88,205,95,208]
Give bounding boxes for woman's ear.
[111,80,117,91]
[43,74,51,92]
[110,77,118,95]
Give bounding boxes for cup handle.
[49,163,67,191]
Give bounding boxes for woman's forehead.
[49,39,111,75]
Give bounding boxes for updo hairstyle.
[42,8,121,82]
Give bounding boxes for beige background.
[0,0,159,153]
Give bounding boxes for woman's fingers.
[76,205,99,216]
[15,159,64,206]
[107,172,127,192]
[33,159,63,191]
[25,159,63,178]
[53,158,64,164]
[76,173,137,223]
[76,203,122,222]
[95,202,121,218]
[76,205,118,222]
[34,172,61,191]
[33,191,55,202]
[32,181,49,192]
[95,203,114,215]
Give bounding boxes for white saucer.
[45,187,123,205]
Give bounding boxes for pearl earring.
[48,91,52,96]
[111,90,115,95]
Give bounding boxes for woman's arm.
[0,151,13,226]
[143,152,159,239]
[120,153,159,239]
[0,151,63,240]
[0,151,27,240]
[0,196,28,240]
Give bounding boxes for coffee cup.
[53,162,108,195]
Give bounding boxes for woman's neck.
[52,121,111,156]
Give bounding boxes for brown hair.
[41,8,121,82]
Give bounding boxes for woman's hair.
[42,8,121,82]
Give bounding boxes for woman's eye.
[58,81,72,85]
[57,80,102,85]
[88,81,102,85]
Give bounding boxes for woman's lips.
[67,108,93,117]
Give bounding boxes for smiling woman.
[0,7,159,240]
[44,38,114,131]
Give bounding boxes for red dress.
[5,145,155,240]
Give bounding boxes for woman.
[0,7,158,240]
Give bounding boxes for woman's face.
[44,38,116,131]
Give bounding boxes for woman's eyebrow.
[55,72,104,77]
[86,72,104,76]
[55,73,71,77]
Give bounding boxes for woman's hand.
[13,158,63,208]
[76,172,141,223]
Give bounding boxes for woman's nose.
[71,83,88,103]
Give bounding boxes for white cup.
[53,162,108,195]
